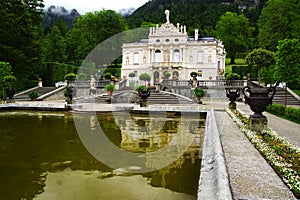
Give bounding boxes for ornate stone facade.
[121,10,226,83]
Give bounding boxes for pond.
[0,111,205,200]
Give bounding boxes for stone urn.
[226,88,240,109]
[242,86,276,131]
[138,88,151,107]
[243,86,276,118]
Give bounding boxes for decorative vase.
[242,86,276,118]
[226,88,240,109]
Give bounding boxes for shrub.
[104,84,115,91]
[104,72,112,80]
[226,73,241,80]
[28,91,39,100]
[190,72,197,77]
[135,85,147,92]
[129,72,136,78]
[193,87,205,97]
[267,104,300,122]
[139,73,151,82]
[64,73,77,81]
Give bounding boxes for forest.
[0,0,299,95]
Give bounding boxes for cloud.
[43,0,148,14]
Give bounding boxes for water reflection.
[0,111,204,200]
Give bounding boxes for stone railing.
[161,79,246,89]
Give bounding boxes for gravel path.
[237,102,300,148]
[215,111,296,200]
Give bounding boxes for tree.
[66,10,127,64]
[215,12,254,64]
[258,0,300,51]
[139,73,151,84]
[0,0,45,90]
[43,26,67,63]
[0,62,13,99]
[275,39,300,89]
[246,48,276,84]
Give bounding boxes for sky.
[43,0,149,14]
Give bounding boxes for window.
[173,49,180,62]
[208,55,212,63]
[156,39,160,42]
[198,70,203,77]
[133,53,139,64]
[155,50,161,62]
[165,39,170,42]
[197,51,204,63]
[175,38,179,42]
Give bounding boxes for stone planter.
[242,86,276,131]
[243,86,276,118]
[138,88,151,107]
[226,88,240,109]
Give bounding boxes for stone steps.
[14,87,58,101]
[273,88,300,106]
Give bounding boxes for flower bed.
[226,108,300,197]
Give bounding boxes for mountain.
[125,0,265,35]
[42,6,80,33]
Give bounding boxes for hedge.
[267,104,300,123]
[231,65,259,80]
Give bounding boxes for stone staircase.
[75,90,195,104]
[273,87,300,106]
[14,87,59,101]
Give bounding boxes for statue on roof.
[165,10,170,24]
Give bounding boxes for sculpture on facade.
[165,10,170,24]
[89,75,97,96]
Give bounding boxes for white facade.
[121,10,226,83]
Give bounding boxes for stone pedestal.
[229,102,236,109]
[140,101,147,107]
[249,116,268,132]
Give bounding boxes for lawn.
[293,90,300,97]
[225,58,247,74]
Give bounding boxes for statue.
[89,75,96,96]
[165,10,170,24]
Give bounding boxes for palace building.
[121,10,226,83]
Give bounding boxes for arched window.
[173,71,179,79]
[154,71,160,82]
[155,50,161,62]
[173,49,180,62]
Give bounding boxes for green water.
[0,111,205,200]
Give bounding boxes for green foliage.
[0,62,13,87]
[104,72,112,80]
[129,72,136,78]
[190,72,198,77]
[41,62,73,86]
[139,73,151,82]
[267,104,300,123]
[275,39,300,89]
[3,75,17,89]
[66,10,127,65]
[226,73,241,80]
[246,48,276,84]
[0,0,45,91]
[193,87,205,97]
[163,71,171,79]
[28,91,39,100]
[43,25,67,63]
[215,12,254,64]
[258,0,300,51]
[64,73,77,81]
[135,85,147,92]
[104,84,115,91]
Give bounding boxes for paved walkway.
[215,111,297,200]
